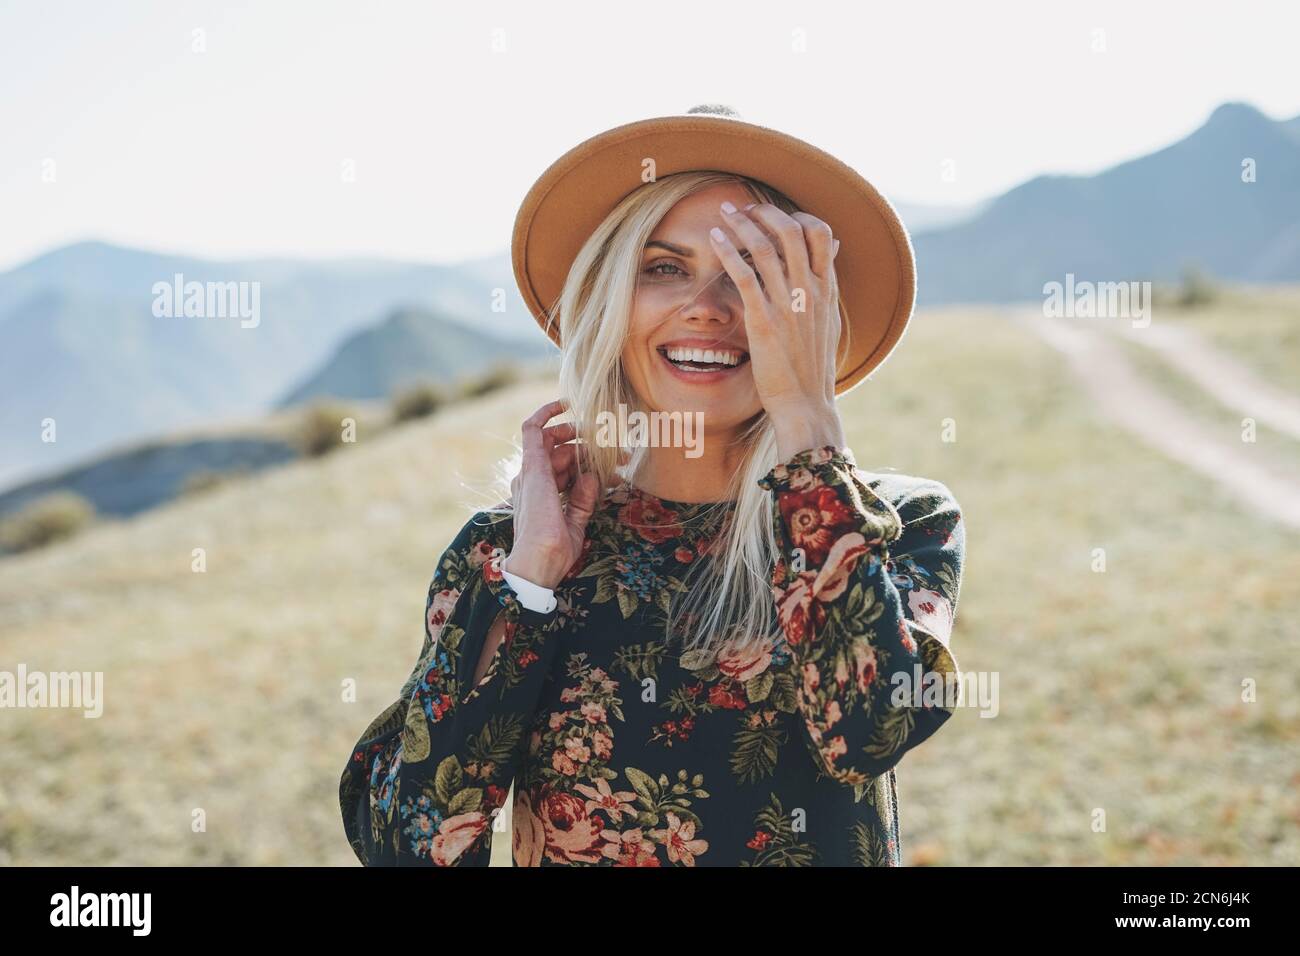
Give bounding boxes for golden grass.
[1,298,1297,865]
[1162,283,1300,396]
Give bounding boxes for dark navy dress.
[339,445,965,866]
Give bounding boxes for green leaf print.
[740,793,818,867]
[464,713,524,769]
[433,755,462,806]
[745,670,774,703]
[611,642,669,682]
[730,718,786,784]
[447,787,483,817]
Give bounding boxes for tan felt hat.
[511,103,915,395]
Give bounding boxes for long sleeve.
[758,445,965,788]
[338,512,564,865]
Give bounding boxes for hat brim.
[511,112,915,396]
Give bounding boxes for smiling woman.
[339,105,965,867]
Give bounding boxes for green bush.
[457,361,525,400]
[392,381,447,423]
[296,402,359,457]
[1176,266,1219,308]
[0,491,97,554]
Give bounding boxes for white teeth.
[664,347,743,367]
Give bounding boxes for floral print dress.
[338,445,965,866]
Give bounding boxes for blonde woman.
[339,105,965,867]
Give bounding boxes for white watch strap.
[501,562,558,614]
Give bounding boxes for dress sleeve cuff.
[756,443,904,550]
[756,444,858,492]
[482,549,561,629]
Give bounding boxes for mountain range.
[277,307,555,407]
[0,244,544,488]
[913,102,1300,304]
[1,100,1296,495]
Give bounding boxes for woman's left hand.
[709,201,847,460]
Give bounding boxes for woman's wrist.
[770,403,845,461]
[501,549,563,591]
[499,552,558,614]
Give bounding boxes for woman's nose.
[676,267,741,322]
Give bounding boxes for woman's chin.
[646,386,758,430]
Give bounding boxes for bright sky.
[2,0,1297,272]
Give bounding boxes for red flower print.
[600,828,662,867]
[573,778,638,823]
[778,485,856,566]
[483,551,506,584]
[906,587,955,647]
[428,695,452,722]
[468,539,497,569]
[551,751,577,776]
[675,546,694,564]
[537,790,605,865]
[775,572,825,645]
[648,812,708,866]
[747,830,773,851]
[427,588,460,635]
[615,844,662,867]
[823,735,848,766]
[811,533,870,604]
[707,682,748,710]
[801,661,821,699]
[430,811,488,866]
[899,625,917,655]
[715,635,774,683]
[650,715,695,745]
[618,496,682,543]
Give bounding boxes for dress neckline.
[614,478,738,514]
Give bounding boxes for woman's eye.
[645,262,686,279]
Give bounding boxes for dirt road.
[1007,306,1300,531]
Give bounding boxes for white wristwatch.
[501,558,558,614]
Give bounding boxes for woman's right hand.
[501,399,603,590]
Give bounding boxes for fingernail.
[720,200,736,214]
[743,202,756,210]
[709,226,726,242]
[833,239,841,254]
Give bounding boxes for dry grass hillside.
[1,295,1297,865]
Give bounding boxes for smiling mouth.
[657,345,750,373]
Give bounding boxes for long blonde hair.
[483,170,851,656]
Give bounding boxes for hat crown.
[512,104,917,396]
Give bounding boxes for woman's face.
[621,183,764,436]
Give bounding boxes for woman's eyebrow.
[644,240,693,257]
[644,239,754,259]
